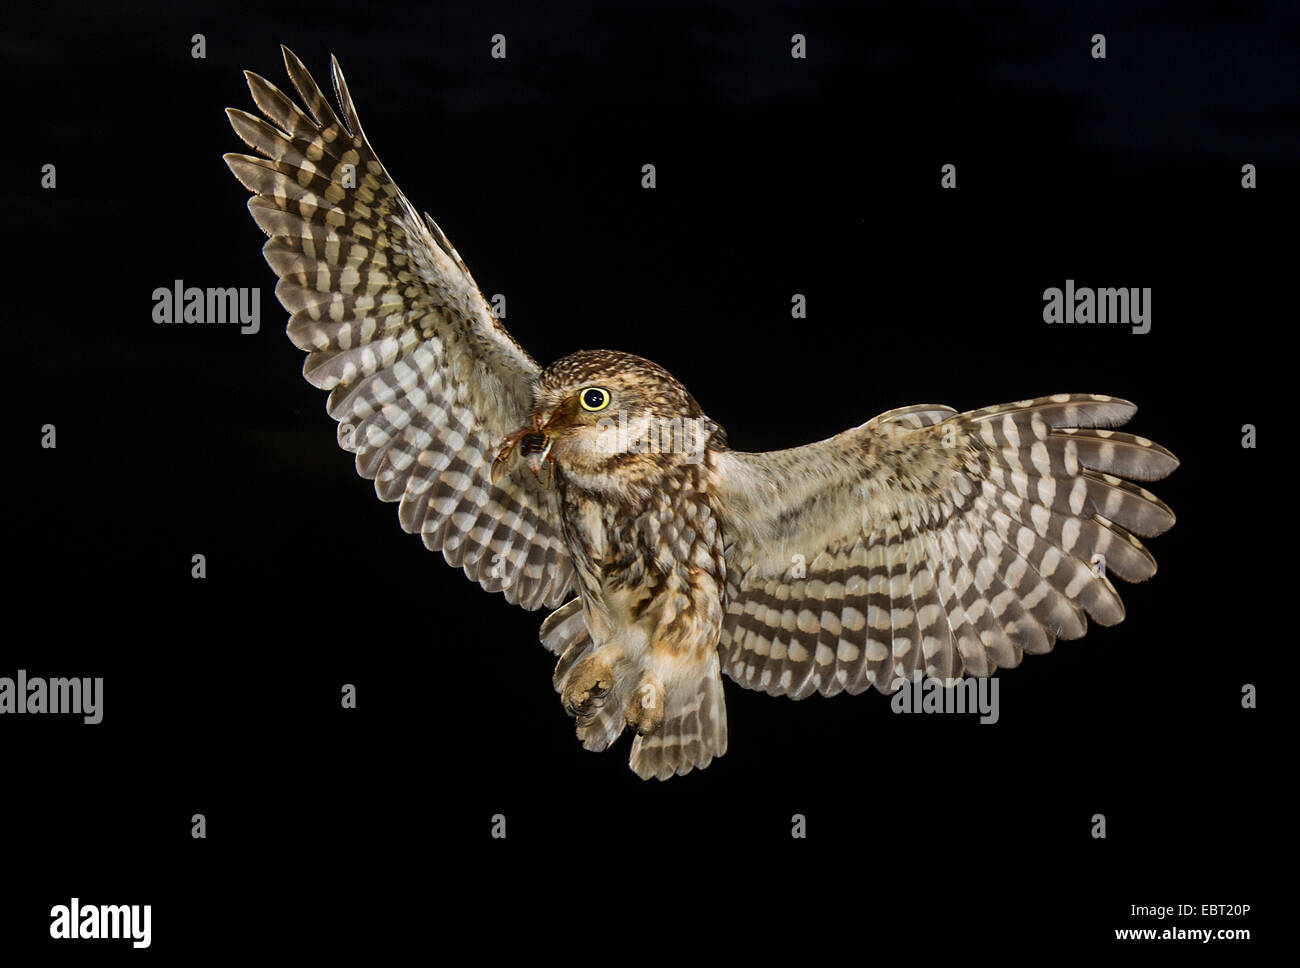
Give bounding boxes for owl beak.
[537,394,580,434]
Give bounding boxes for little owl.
[225,49,1178,779]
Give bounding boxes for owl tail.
[543,599,730,777]
[628,653,729,781]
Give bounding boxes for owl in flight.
[225,49,1178,779]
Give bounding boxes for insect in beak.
[490,406,570,486]
[526,436,556,483]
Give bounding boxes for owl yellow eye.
[579,387,611,412]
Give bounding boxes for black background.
[4,0,1290,957]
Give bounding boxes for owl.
[225,49,1178,779]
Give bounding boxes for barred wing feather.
[224,47,573,609]
[714,394,1177,698]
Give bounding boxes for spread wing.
[713,395,1178,698]
[224,47,573,610]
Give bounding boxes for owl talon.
[625,674,665,736]
[561,654,614,718]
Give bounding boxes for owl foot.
[624,673,666,736]
[561,653,615,718]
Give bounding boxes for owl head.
[492,350,721,488]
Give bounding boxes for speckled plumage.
[226,49,1179,779]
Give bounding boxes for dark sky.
[4,0,1290,957]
